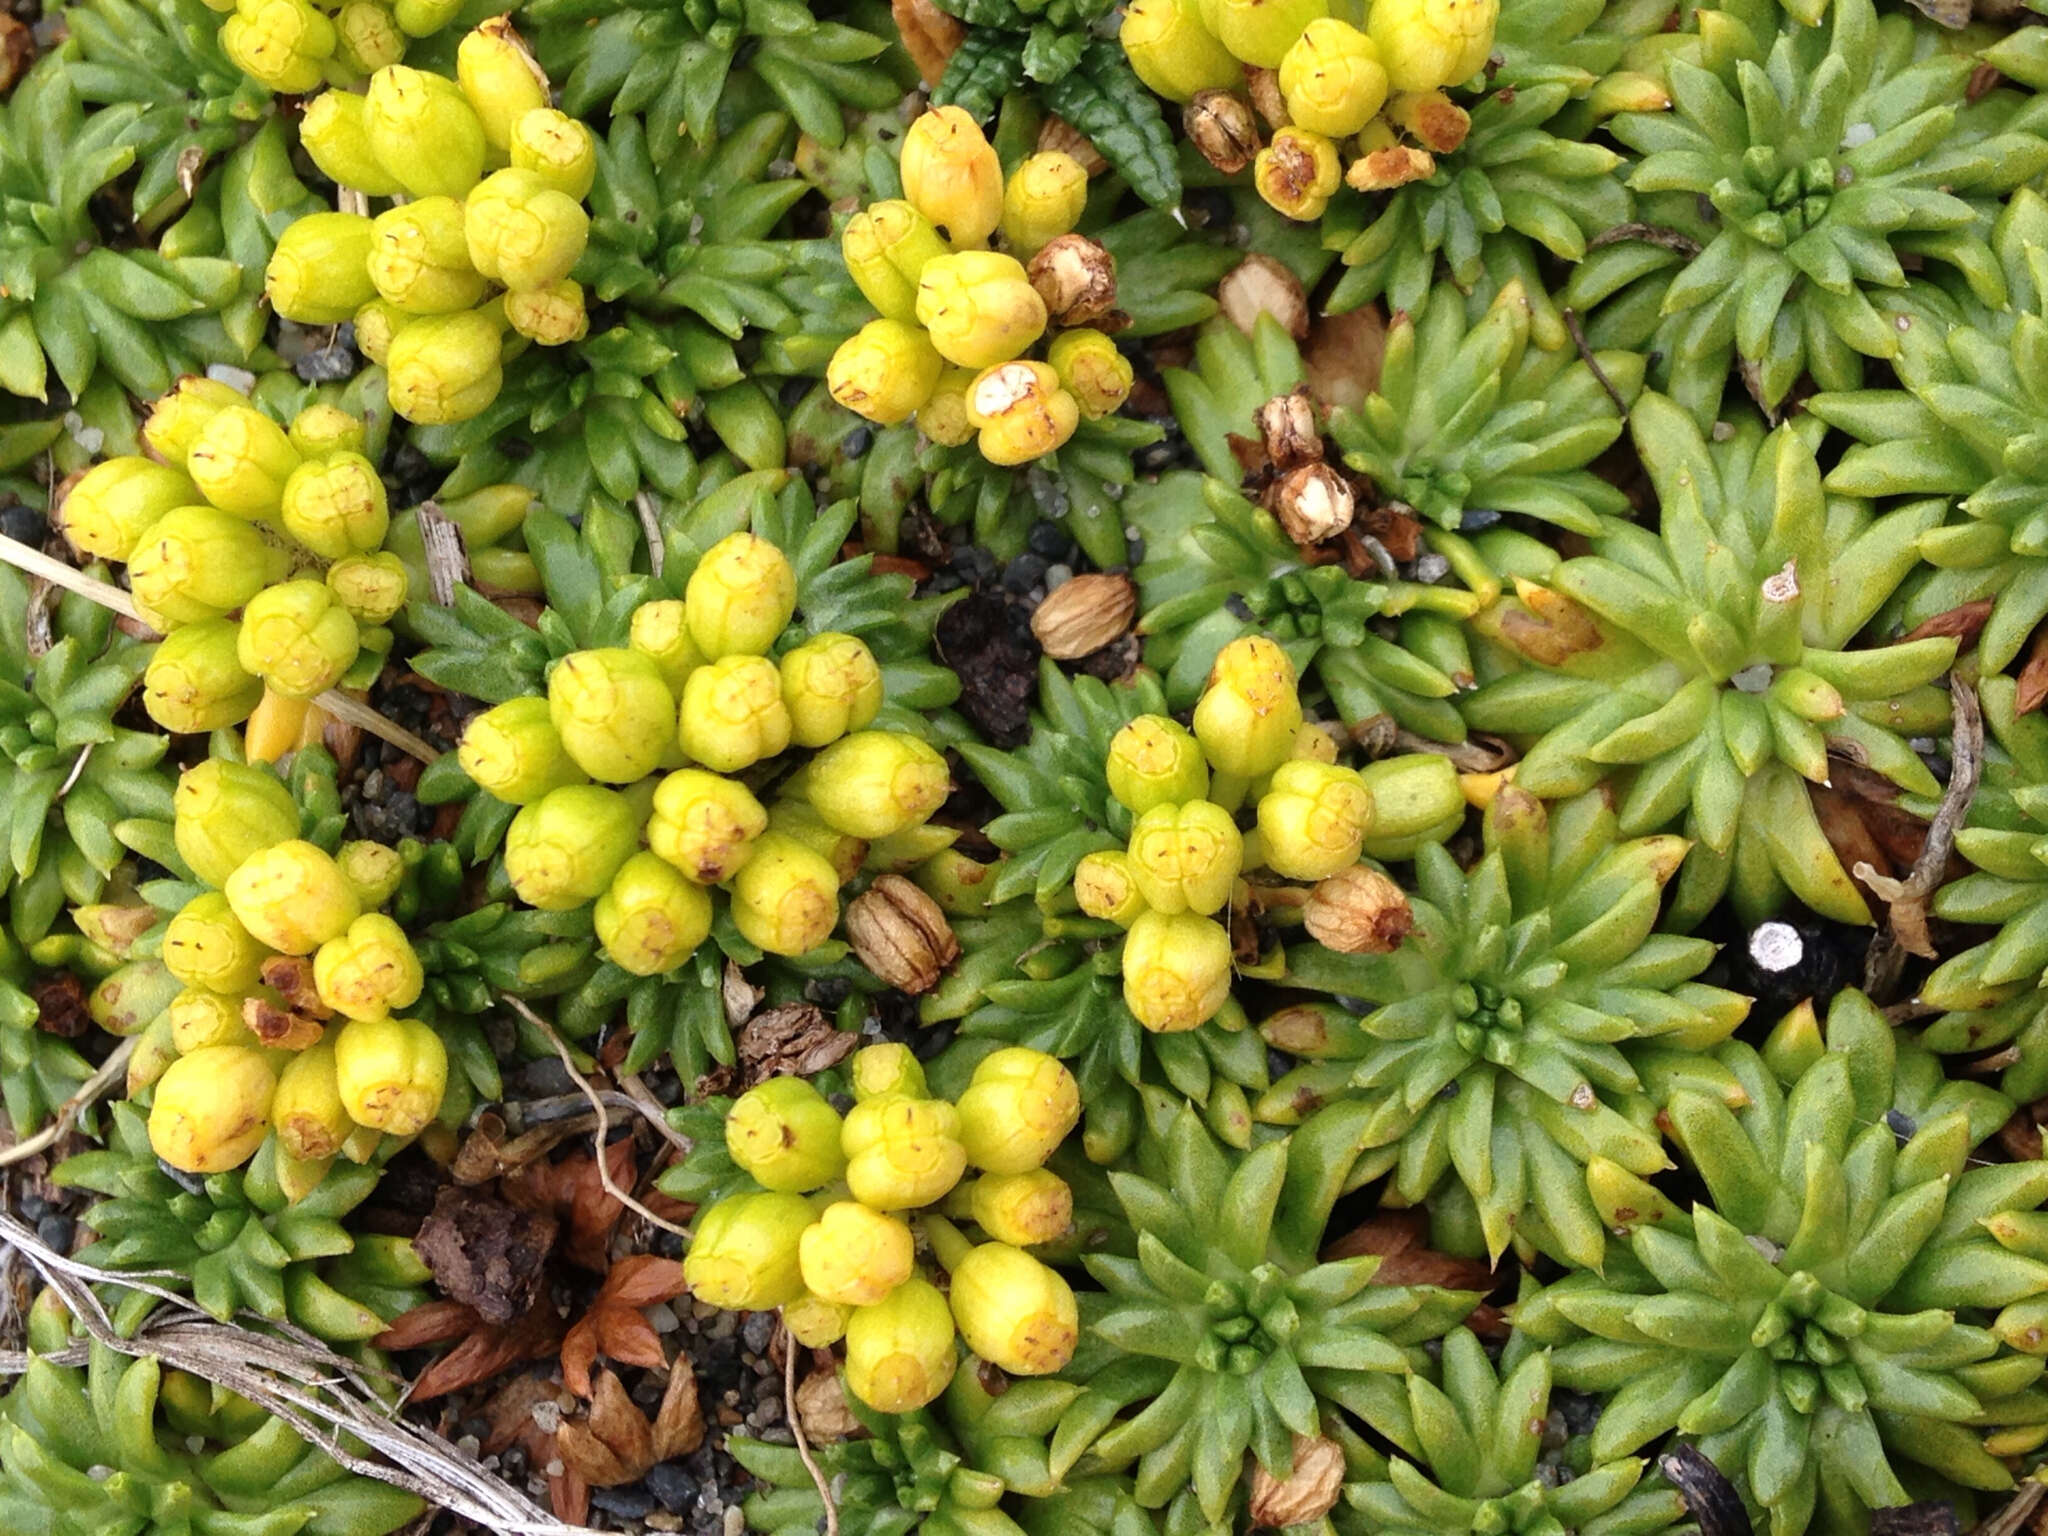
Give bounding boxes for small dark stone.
[842,426,872,460]
[741,1312,776,1354]
[647,1463,698,1512]
[591,1487,657,1519]
[1126,532,1146,565]
[1002,554,1048,593]
[1458,508,1502,532]
[779,376,810,411]
[514,1058,578,1097]
[928,570,964,594]
[1026,520,1072,560]
[17,1193,47,1222]
[157,1160,210,1197]
[1885,1109,1917,1143]
[1225,594,1255,622]
[0,504,45,545]
[294,341,358,385]
[35,1215,72,1251]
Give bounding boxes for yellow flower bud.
[594,851,713,975]
[628,599,706,694]
[1122,909,1232,1032]
[948,1243,1078,1376]
[899,107,1002,248]
[1107,714,1209,815]
[969,1169,1073,1247]
[1193,635,1304,779]
[226,839,363,955]
[955,1047,1080,1174]
[386,308,505,425]
[843,200,951,322]
[127,505,269,626]
[503,783,641,911]
[149,1046,278,1174]
[1000,153,1090,258]
[220,0,336,94]
[1368,0,1498,91]
[850,1041,926,1102]
[827,319,944,427]
[273,1040,353,1162]
[780,632,883,748]
[337,840,406,907]
[548,646,678,784]
[842,1095,968,1210]
[805,731,950,840]
[964,361,1079,466]
[314,914,424,1021]
[768,798,867,884]
[265,213,378,326]
[333,1016,448,1136]
[352,298,410,368]
[1280,18,1390,137]
[1254,126,1343,220]
[1121,0,1244,101]
[1256,759,1373,880]
[288,404,367,458]
[1127,799,1243,916]
[684,531,798,660]
[465,168,590,293]
[144,620,263,734]
[370,197,488,315]
[800,1201,915,1307]
[678,655,791,773]
[174,760,300,888]
[280,451,389,559]
[648,768,767,884]
[456,15,549,151]
[916,367,977,447]
[186,404,301,521]
[165,892,271,993]
[845,1277,958,1412]
[509,106,598,200]
[236,580,361,700]
[504,278,589,345]
[333,0,404,73]
[727,832,840,957]
[58,457,199,564]
[301,90,402,198]
[169,988,255,1053]
[684,1191,814,1311]
[1046,329,1133,420]
[1074,849,1147,926]
[727,1077,848,1192]
[364,65,487,199]
[1212,0,1327,67]
[459,696,586,806]
[785,1292,853,1348]
[915,251,1047,370]
[143,376,246,464]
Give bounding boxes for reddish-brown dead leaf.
[504,1138,636,1272]
[479,1372,570,1457]
[1904,597,1995,649]
[451,1111,581,1185]
[510,1419,589,1526]
[557,1370,656,1487]
[376,1297,568,1401]
[891,0,964,85]
[2017,626,2048,716]
[561,1255,686,1398]
[653,1356,706,1461]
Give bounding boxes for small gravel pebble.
[647,1463,698,1513]
[592,1488,658,1519]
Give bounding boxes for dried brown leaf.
[891,0,963,86]
[1301,306,1388,416]
[503,1138,635,1272]
[737,1003,860,1086]
[653,1356,706,1461]
[557,1370,655,1487]
[378,1297,568,1401]
[2017,626,2048,716]
[478,1373,570,1456]
[561,1255,686,1398]
[1903,597,1995,649]
[794,1368,858,1444]
[414,1185,559,1324]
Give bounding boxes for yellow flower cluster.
[215,0,461,97]
[685,1042,1082,1412]
[825,108,1135,466]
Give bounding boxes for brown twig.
[1587,221,1703,257]
[785,1328,840,1536]
[617,1071,694,1157]
[634,491,666,580]
[0,1037,135,1168]
[1562,308,1630,421]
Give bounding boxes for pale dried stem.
[784,1327,839,1536]
[1862,676,1982,996]
[0,1036,135,1168]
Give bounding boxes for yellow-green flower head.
[628,598,706,694]
[1120,0,1243,101]
[288,403,367,458]
[458,696,586,805]
[965,360,1079,466]
[1279,17,1389,137]
[678,655,792,773]
[272,1040,352,1162]
[1121,909,1232,1032]
[143,620,262,733]
[1106,715,1209,815]
[504,783,641,911]
[333,0,404,73]
[684,1191,813,1311]
[226,838,362,955]
[970,1169,1073,1247]
[364,65,487,199]
[187,403,301,521]
[334,1015,448,1135]
[1047,329,1133,420]
[369,197,488,315]
[1127,799,1243,916]
[1256,759,1374,880]
[768,798,868,884]
[143,376,246,464]
[845,1277,958,1412]
[280,451,389,559]
[455,15,549,151]
[916,367,978,448]
[726,1077,849,1192]
[1193,635,1304,779]
[301,91,402,198]
[594,851,713,975]
[392,0,461,34]
[265,212,377,326]
[727,831,840,957]
[843,200,951,323]
[352,298,410,368]
[827,319,944,426]
[648,768,767,884]
[237,579,361,699]
[547,646,677,783]
[170,988,253,1054]
[800,1201,915,1307]
[780,632,883,748]
[899,106,1003,249]
[1212,0,1327,66]
[948,1243,1079,1376]
[1254,125,1343,221]
[57,457,198,564]
[956,1047,1081,1174]
[806,731,950,840]
[1368,0,1497,91]
[508,106,598,200]
[842,1094,968,1210]
[1074,849,1147,926]
[505,278,589,346]
[386,308,504,425]
[915,251,1047,371]
[148,1046,277,1175]
[314,913,425,1021]
[126,505,269,626]
[1000,152,1090,258]
[328,556,402,626]
[684,531,798,660]
[850,1041,927,1102]
[174,758,300,889]
[464,168,590,293]
[220,0,336,94]
[337,839,407,907]
[785,1292,853,1348]
[165,892,271,993]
